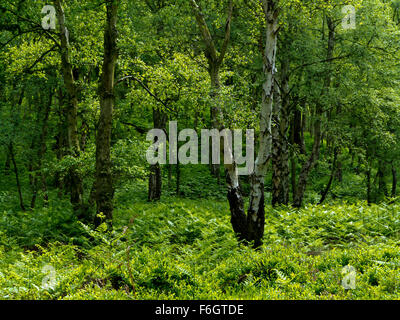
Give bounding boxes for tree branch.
[24,45,57,74]
[190,0,218,64]
[117,75,174,113]
[0,5,61,49]
[289,54,351,76]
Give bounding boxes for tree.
[95,0,119,226]
[190,0,233,179]
[54,0,85,214]
[224,0,280,248]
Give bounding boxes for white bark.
[248,0,279,220]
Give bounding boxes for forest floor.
[1,173,400,300]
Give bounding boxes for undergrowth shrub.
[2,199,400,299]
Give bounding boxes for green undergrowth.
[1,198,400,299]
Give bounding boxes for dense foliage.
[1,0,400,300]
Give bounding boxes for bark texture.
[272,57,290,206]
[9,142,25,211]
[246,0,279,247]
[392,164,397,198]
[54,0,84,212]
[95,0,119,226]
[30,88,52,208]
[148,108,167,201]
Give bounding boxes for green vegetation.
[1,201,400,299]
[1,166,400,299]
[1,0,400,300]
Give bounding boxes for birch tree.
[53,0,86,215]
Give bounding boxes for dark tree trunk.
[148,108,167,201]
[392,164,397,198]
[88,181,96,207]
[272,57,290,206]
[318,147,338,205]
[293,126,321,207]
[336,157,343,182]
[54,0,84,213]
[30,88,53,208]
[28,92,39,190]
[4,151,10,175]
[377,162,388,199]
[9,142,25,211]
[289,104,304,202]
[148,163,162,201]
[292,108,305,154]
[367,167,372,205]
[95,0,119,226]
[290,156,297,202]
[41,174,49,205]
[167,164,172,188]
[290,115,298,201]
[176,160,181,196]
[30,176,38,209]
[226,171,247,243]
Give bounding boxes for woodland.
[1,0,400,299]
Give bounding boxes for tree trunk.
[167,164,172,188]
[148,108,167,201]
[190,0,233,180]
[377,162,388,200]
[367,167,372,205]
[318,147,338,205]
[209,64,222,179]
[30,88,53,208]
[54,89,67,197]
[293,112,322,208]
[176,160,181,196]
[293,16,335,207]
[54,0,84,212]
[95,0,119,226]
[292,108,305,154]
[190,0,278,248]
[336,156,343,182]
[225,166,247,243]
[289,101,304,203]
[9,142,25,211]
[272,57,290,206]
[4,150,10,175]
[246,0,279,247]
[148,163,162,201]
[392,164,397,198]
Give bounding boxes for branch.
[119,121,148,134]
[289,54,351,76]
[117,75,174,113]
[0,28,38,50]
[0,5,61,49]
[190,0,218,64]
[217,0,233,66]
